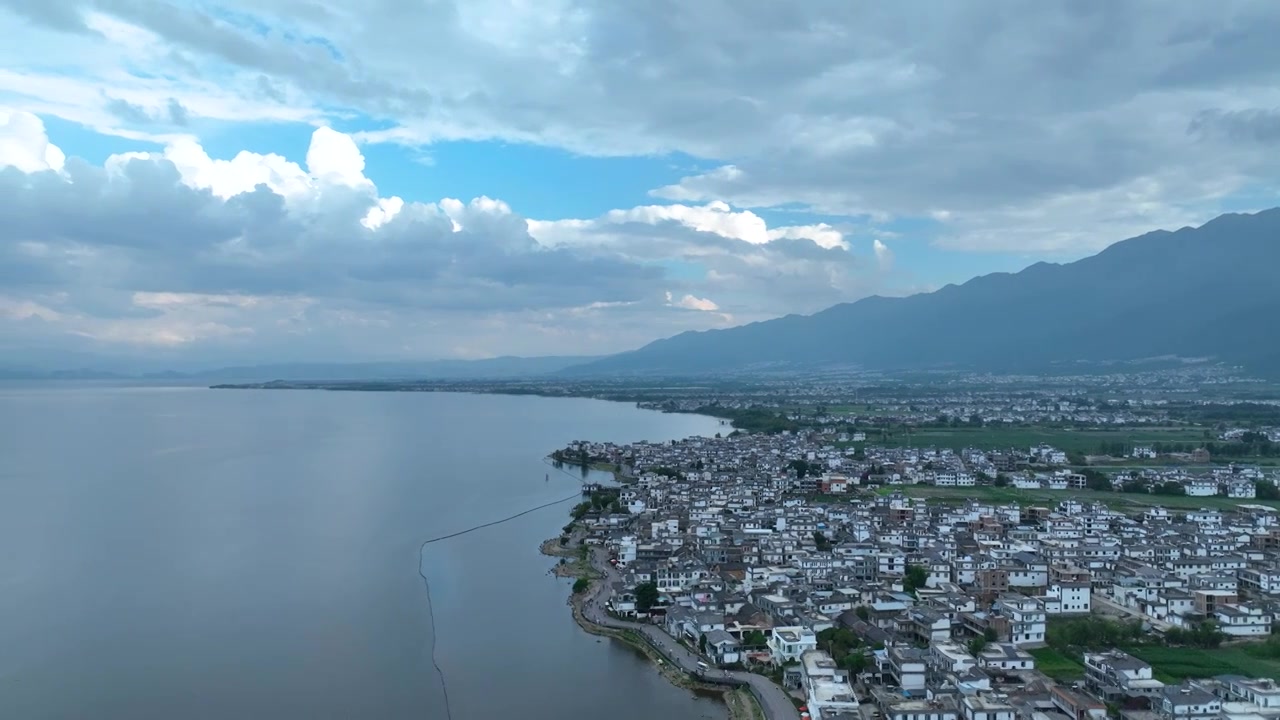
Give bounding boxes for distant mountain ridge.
[563,208,1280,376]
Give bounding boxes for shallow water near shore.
[0,383,727,719]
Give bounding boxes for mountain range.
[8,209,1278,381]
[564,208,1280,376]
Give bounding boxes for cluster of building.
[558,433,1280,720]
[567,431,1275,502]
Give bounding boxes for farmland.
[845,426,1209,454]
[875,484,1280,511]
[1028,647,1085,681]
[1130,645,1280,682]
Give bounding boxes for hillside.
[566,208,1280,376]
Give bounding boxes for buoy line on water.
[417,481,584,720]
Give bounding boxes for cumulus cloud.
[3,0,1274,256]
[6,0,1275,360]
[0,110,65,172]
[0,115,891,362]
[665,291,719,312]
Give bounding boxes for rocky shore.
[539,535,767,720]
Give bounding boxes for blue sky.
[1,1,1278,367]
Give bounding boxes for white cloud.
[0,120,893,362]
[665,291,719,312]
[873,239,893,271]
[0,110,64,172]
[568,201,848,250]
[4,1,1279,258]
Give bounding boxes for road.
[582,549,800,720]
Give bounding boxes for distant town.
[538,366,1280,720]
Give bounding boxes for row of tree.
[1046,615,1225,653]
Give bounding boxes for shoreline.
[539,535,767,720]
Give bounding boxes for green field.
[847,426,1207,453]
[877,484,1280,511]
[1130,646,1280,681]
[1029,647,1086,681]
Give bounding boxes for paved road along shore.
[582,549,800,720]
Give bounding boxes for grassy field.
[876,484,1280,511]
[1130,646,1280,681]
[847,426,1207,453]
[1030,647,1086,681]
[1031,644,1280,683]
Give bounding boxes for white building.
[1159,683,1221,720]
[768,626,817,665]
[962,694,1016,720]
[977,643,1035,673]
[1215,603,1272,637]
[1226,480,1257,499]
[1044,582,1091,615]
[1185,479,1219,497]
[801,650,860,720]
[884,645,928,695]
[994,594,1046,646]
[930,641,977,674]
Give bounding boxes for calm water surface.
[0,384,728,719]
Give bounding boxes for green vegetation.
[813,531,833,552]
[572,577,591,594]
[845,425,1207,453]
[789,459,821,479]
[695,406,802,434]
[1047,616,1146,652]
[1041,617,1246,682]
[816,627,868,672]
[635,581,659,613]
[1128,646,1280,681]
[903,563,928,595]
[1162,623,1226,649]
[1029,647,1086,681]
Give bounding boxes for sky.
[2,1,1279,369]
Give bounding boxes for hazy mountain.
[566,208,1280,376]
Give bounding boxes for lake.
[0,384,728,719]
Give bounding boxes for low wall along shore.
[539,536,772,720]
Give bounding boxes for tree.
[1258,480,1280,501]
[1152,481,1186,496]
[840,652,868,674]
[699,633,708,653]
[1083,469,1113,492]
[635,582,659,613]
[572,577,590,594]
[968,636,989,656]
[814,531,833,552]
[993,474,1010,487]
[904,564,929,595]
[855,606,870,622]
[743,630,767,648]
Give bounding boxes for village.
[553,429,1280,720]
